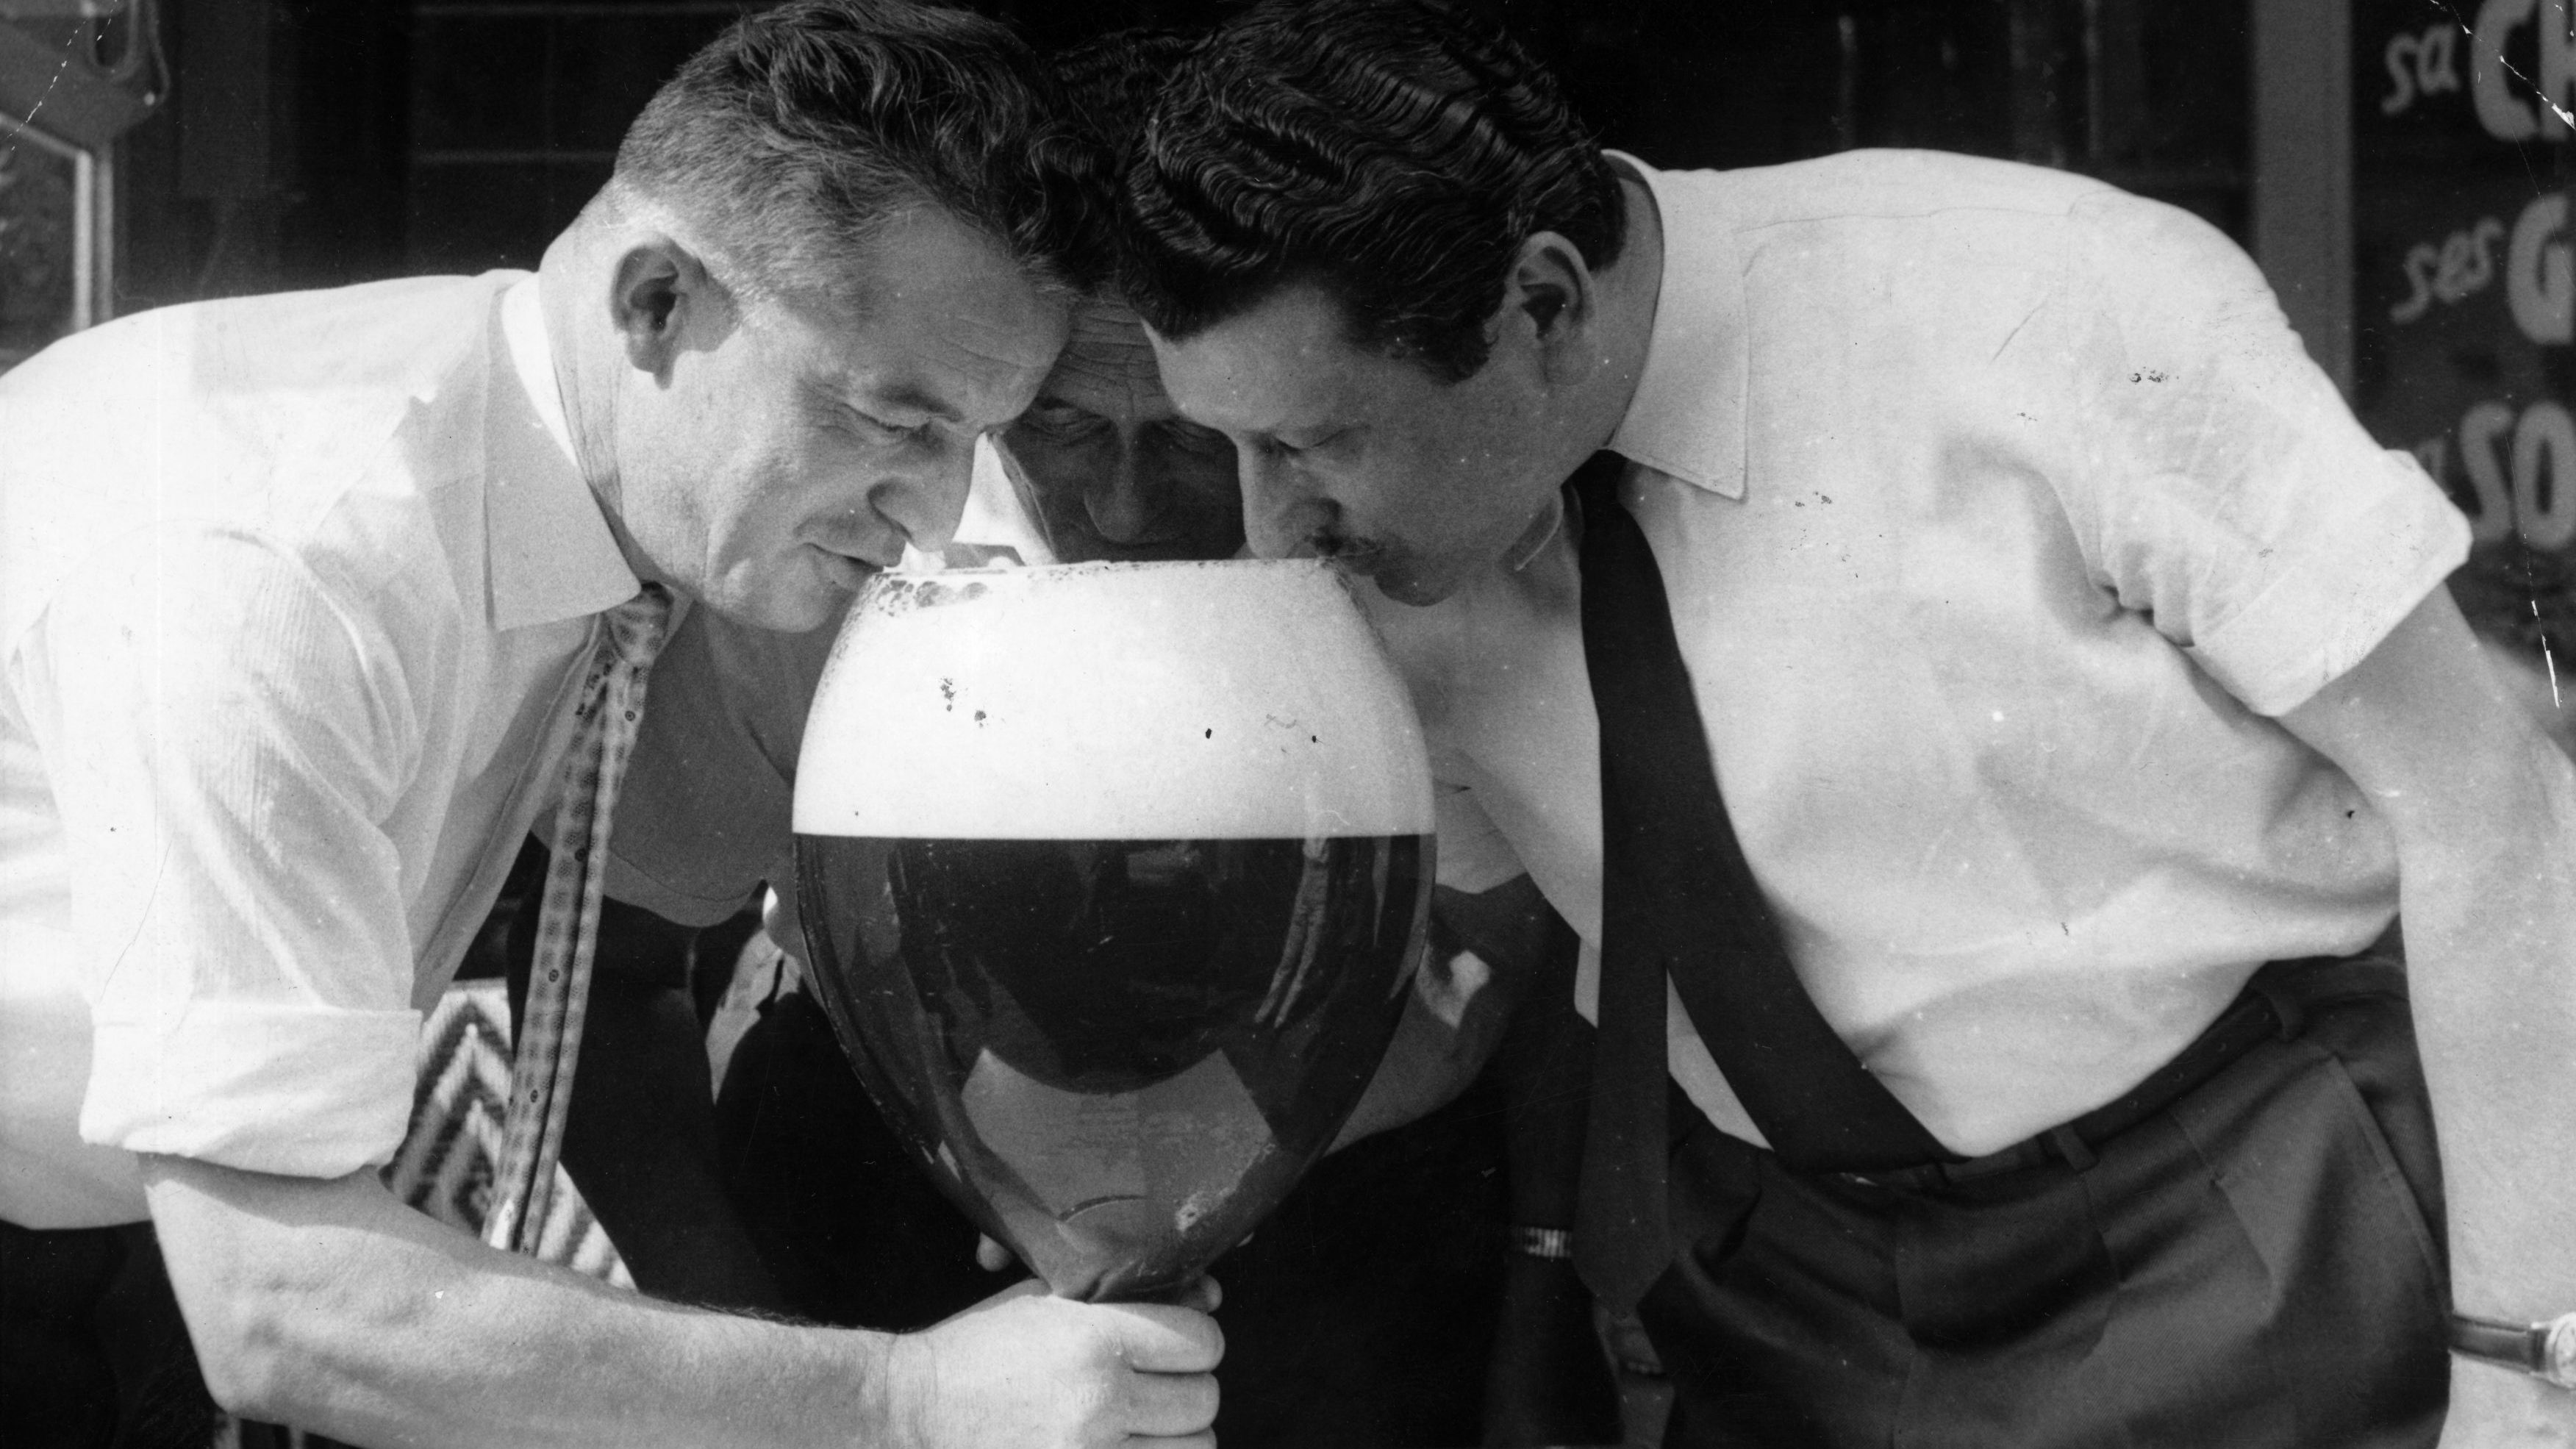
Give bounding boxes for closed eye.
[1270,428,1346,457]
[845,407,925,444]
[1017,404,1111,443]
[1159,419,1234,457]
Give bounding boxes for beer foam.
[794,559,1435,840]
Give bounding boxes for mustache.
[1308,529,1384,568]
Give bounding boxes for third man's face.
[997,297,1244,564]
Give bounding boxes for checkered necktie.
[484,583,676,1253]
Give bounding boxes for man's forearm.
[146,1156,885,1449]
[2278,593,2576,1443]
[2391,737,2576,1445]
[143,1155,1223,1448]
[2395,736,2576,1325]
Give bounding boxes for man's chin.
[703,573,862,635]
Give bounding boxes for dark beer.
[795,831,1428,1301]
[792,559,1438,1300]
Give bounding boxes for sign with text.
[2355,0,2575,663]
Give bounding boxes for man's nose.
[1084,440,1159,545]
[878,434,973,559]
[1236,449,1325,560]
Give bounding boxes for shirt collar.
[487,273,639,631]
[1603,151,1749,501]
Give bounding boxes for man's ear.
[1503,232,1596,379]
[608,236,723,379]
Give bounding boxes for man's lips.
[812,545,888,590]
[805,520,904,569]
[1312,533,1388,574]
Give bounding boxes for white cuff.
[2192,451,2472,718]
[83,1001,422,1178]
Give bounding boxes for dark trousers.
[1641,954,2450,1448]
[0,1219,232,1449]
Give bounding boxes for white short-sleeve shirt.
[1361,151,2472,1157]
[0,273,637,1227]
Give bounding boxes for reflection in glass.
[798,832,1426,1300]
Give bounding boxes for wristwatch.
[2447,1311,2576,1389]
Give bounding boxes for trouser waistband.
[1788,951,2408,1192]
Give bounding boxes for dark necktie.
[1567,454,1947,1314]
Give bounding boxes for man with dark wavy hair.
[1119,1,2576,1445]
[0,4,1225,1446]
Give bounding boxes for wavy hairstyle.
[1119,0,1622,382]
[1056,26,1205,160]
[1048,26,1206,285]
[615,0,1101,300]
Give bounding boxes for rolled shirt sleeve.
[26,528,423,1177]
[2044,190,2472,718]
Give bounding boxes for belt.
[1817,953,2408,1192]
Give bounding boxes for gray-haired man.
[0,4,1220,1445]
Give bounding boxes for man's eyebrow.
[873,382,965,423]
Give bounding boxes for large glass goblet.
[792,559,1435,1303]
